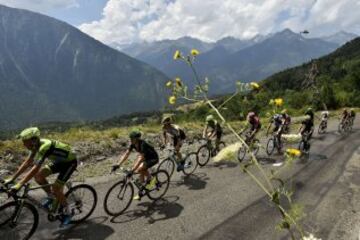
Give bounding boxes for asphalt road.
[5,118,360,240]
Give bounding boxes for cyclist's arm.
[11,156,34,180]
[162,131,168,145]
[18,164,41,186]
[202,125,208,138]
[116,149,131,166]
[298,124,304,134]
[266,123,272,136]
[132,154,145,172]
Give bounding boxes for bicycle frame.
[1,181,72,217]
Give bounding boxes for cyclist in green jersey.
[4,127,77,226]
[203,115,223,151]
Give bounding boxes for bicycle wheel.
[65,184,97,224]
[299,140,310,154]
[252,139,260,156]
[157,158,175,178]
[266,138,275,156]
[197,145,211,167]
[338,123,344,133]
[147,170,170,201]
[182,152,198,176]
[0,201,38,240]
[237,145,247,163]
[103,180,134,216]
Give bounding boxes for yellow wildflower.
[166,81,172,88]
[175,77,182,87]
[191,49,200,56]
[250,82,260,90]
[169,96,176,105]
[286,148,301,157]
[173,50,181,60]
[274,98,284,107]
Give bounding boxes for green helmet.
[129,129,141,139]
[17,127,40,141]
[206,115,214,123]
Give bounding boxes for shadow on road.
[171,172,209,190]
[53,216,114,240]
[211,161,238,170]
[257,157,278,165]
[110,196,183,225]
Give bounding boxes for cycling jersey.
[207,120,222,134]
[321,111,329,120]
[350,110,356,118]
[301,119,314,133]
[129,139,159,161]
[282,114,291,125]
[163,124,186,146]
[249,116,261,131]
[271,115,283,128]
[29,139,77,185]
[29,139,76,166]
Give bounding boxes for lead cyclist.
[3,127,78,226]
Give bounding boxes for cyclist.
[203,115,223,152]
[281,109,291,133]
[340,108,350,124]
[266,113,284,150]
[299,108,315,139]
[320,110,329,127]
[349,108,356,125]
[3,127,77,226]
[112,129,159,200]
[161,117,187,171]
[244,112,261,144]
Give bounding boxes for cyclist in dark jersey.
[266,113,284,148]
[112,129,159,200]
[4,127,77,226]
[203,115,223,151]
[161,117,186,171]
[281,109,291,133]
[245,112,261,143]
[299,108,315,138]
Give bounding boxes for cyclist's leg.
[135,162,148,184]
[215,131,222,151]
[52,161,77,208]
[34,167,53,196]
[174,139,183,163]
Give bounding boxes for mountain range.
[119,30,357,94]
[0,4,169,130]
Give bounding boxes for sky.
[0,0,359,45]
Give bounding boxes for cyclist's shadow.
[52,216,114,240]
[171,172,209,190]
[110,196,183,225]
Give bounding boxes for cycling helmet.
[247,112,256,119]
[17,127,40,141]
[274,114,282,120]
[129,129,142,139]
[161,116,172,124]
[206,115,215,123]
[305,107,313,115]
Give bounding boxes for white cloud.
[77,0,360,45]
[0,0,79,13]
